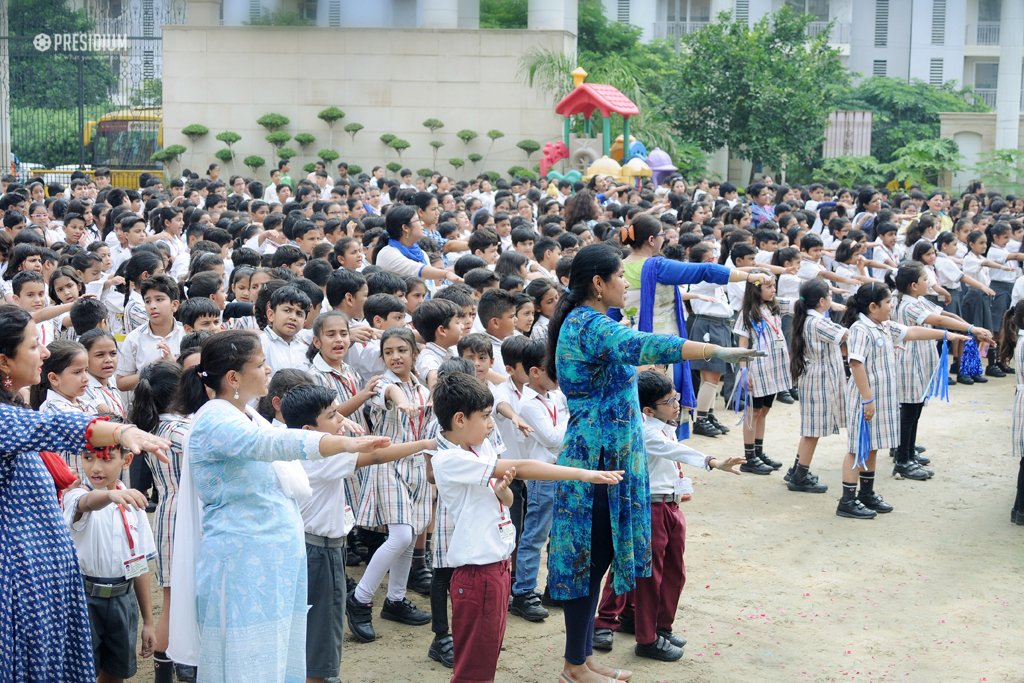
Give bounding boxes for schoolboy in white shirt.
[427,373,622,683]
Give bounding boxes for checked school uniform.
[356,369,437,534]
[39,391,94,480]
[1013,333,1024,460]
[893,295,942,404]
[798,309,848,437]
[310,353,367,508]
[845,313,909,453]
[733,305,792,397]
[147,413,190,586]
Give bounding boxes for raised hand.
[120,427,172,464]
[109,487,150,510]
[715,456,745,475]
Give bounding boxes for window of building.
[929,59,943,86]
[664,0,711,23]
[979,0,1001,22]
[784,0,830,22]
[975,62,999,90]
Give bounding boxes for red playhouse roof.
[555,83,640,119]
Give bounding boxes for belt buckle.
[92,582,114,599]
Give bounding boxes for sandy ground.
[131,377,1024,683]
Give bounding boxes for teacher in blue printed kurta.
[544,245,761,683]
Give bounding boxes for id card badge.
[674,476,693,501]
[343,505,356,530]
[123,554,148,579]
[498,520,515,543]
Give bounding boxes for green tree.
[818,155,885,188]
[885,139,961,189]
[480,0,527,28]
[665,7,847,177]
[973,149,1024,195]
[833,77,987,165]
[8,0,117,108]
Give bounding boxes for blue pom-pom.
[960,338,982,377]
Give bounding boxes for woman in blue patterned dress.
[543,247,761,683]
[166,330,389,683]
[0,304,171,682]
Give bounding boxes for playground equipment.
[540,68,642,178]
[647,147,678,187]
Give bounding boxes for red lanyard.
[116,503,136,553]
[469,446,507,521]
[100,386,123,414]
[762,310,781,338]
[407,384,426,441]
[331,370,356,399]
[535,394,557,426]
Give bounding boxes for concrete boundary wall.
[162,25,574,179]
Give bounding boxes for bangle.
[702,343,712,362]
[968,325,974,336]
[704,455,715,471]
[861,398,874,405]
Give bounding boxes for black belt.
[83,576,132,598]
[692,314,731,322]
[305,532,346,548]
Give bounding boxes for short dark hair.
[302,258,333,287]
[433,283,475,309]
[432,372,494,431]
[177,296,221,326]
[325,268,366,308]
[637,369,674,410]
[500,334,531,370]
[533,237,559,262]
[478,288,516,328]
[69,297,108,335]
[457,332,492,358]
[468,228,500,255]
[520,338,546,373]
[366,270,407,297]
[464,267,499,293]
[271,245,306,268]
[364,293,406,326]
[453,254,487,278]
[140,274,180,302]
[412,298,460,343]
[281,384,337,429]
[269,285,312,313]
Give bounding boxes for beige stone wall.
[161,25,574,180]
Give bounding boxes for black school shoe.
[758,453,783,470]
[428,634,454,668]
[1011,509,1024,526]
[836,498,877,519]
[509,592,549,622]
[540,585,563,608]
[407,560,433,596]
[858,491,894,513]
[985,365,1007,378]
[692,417,721,437]
[658,629,687,648]
[740,457,773,475]
[593,628,614,651]
[893,461,931,481]
[776,390,795,405]
[972,374,988,383]
[956,373,974,385]
[635,635,684,662]
[381,597,431,625]
[346,593,377,642]
[787,471,828,493]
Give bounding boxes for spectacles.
[655,394,680,406]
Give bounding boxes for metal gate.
[0,0,185,181]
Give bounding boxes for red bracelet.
[84,416,111,458]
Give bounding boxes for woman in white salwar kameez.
[166,331,388,683]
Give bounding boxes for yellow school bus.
[32,107,164,189]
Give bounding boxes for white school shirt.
[955,240,969,259]
[531,315,550,342]
[487,334,509,378]
[260,326,309,375]
[63,483,158,578]
[754,250,773,266]
[415,341,452,384]
[724,258,745,312]
[687,279,732,318]
[432,444,514,568]
[777,273,800,315]
[518,385,568,464]
[831,261,860,300]
[987,245,1016,283]
[872,243,898,278]
[1011,276,1024,307]
[934,253,963,291]
[491,378,525,459]
[299,450,358,539]
[644,416,708,496]
[347,337,384,385]
[116,321,185,378]
[797,257,824,282]
[963,252,991,288]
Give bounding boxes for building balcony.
[807,20,850,44]
[653,20,710,41]
[973,88,997,107]
[966,23,1000,46]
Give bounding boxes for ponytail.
[130,361,182,432]
[841,282,891,328]
[790,278,830,382]
[172,330,260,414]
